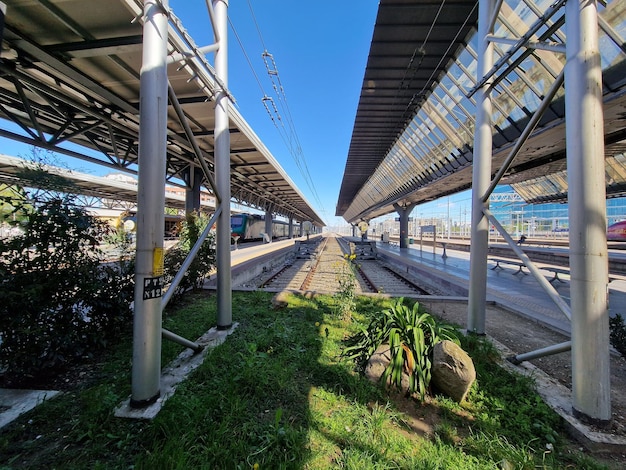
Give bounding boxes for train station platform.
[361,238,626,336]
[228,234,626,337]
[224,234,626,337]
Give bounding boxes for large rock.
[431,340,476,403]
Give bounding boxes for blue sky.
[171,0,381,226]
[0,1,380,227]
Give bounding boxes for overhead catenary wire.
[229,17,304,190]
[228,16,266,98]
[225,0,327,219]
[259,49,326,214]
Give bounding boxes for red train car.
[607,221,626,241]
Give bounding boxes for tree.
[0,154,134,384]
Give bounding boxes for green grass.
[0,291,614,469]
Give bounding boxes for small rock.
[271,291,291,309]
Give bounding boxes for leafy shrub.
[0,192,134,383]
[343,298,460,399]
[609,313,626,358]
[162,211,216,304]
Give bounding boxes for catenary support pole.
[467,0,495,335]
[214,0,232,330]
[565,0,610,423]
[131,0,168,407]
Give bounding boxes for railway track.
[249,234,432,296]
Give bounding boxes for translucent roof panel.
[512,152,626,204]
[338,0,626,223]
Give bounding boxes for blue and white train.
[230,213,300,242]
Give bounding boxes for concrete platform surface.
[0,389,61,429]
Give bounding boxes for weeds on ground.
[332,254,358,321]
[0,291,615,469]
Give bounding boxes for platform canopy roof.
[0,154,214,211]
[0,0,324,226]
[337,0,626,223]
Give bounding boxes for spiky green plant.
[343,298,460,399]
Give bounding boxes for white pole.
[467,0,495,335]
[565,0,610,423]
[214,0,232,329]
[447,196,450,240]
[131,0,168,407]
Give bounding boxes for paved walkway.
[372,239,626,336]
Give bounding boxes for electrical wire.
[234,1,326,217]
[228,17,266,97]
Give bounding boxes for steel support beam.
[265,209,273,242]
[467,0,495,335]
[167,83,219,200]
[393,202,416,249]
[483,208,571,320]
[214,0,232,330]
[508,341,572,365]
[161,208,221,311]
[482,70,565,202]
[131,0,168,408]
[565,0,610,423]
[185,166,203,213]
[162,328,202,353]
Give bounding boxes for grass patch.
[0,291,614,469]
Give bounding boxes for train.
[230,213,299,243]
[116,211,302,243]
[608,220,626,241]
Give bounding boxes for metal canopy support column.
[185,167,202,213]
[468,0,495,335]
[214,0,232,330]
[288,216,294,238]
[565,0,610,423]
[131,0,168,407]
[393,203,416,248]
[265,209,273,242]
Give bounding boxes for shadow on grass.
[0,291,611,469]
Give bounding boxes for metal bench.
[545,266,570,283]
[490,258,527,275]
